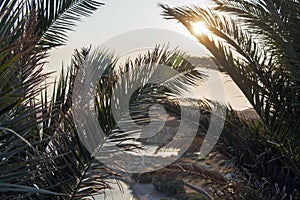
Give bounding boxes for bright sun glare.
[191,22,209,35]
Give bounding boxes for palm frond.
[148,163,226,183]
[219,108,300,198]
[160,1,300,198]
[71,45,207,174]
[26,0,104,48]
[160,1,299,147]
[0,47,115,199]
[1,0,106,199]
[214,0,300,81]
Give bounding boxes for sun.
[191,21,210,35]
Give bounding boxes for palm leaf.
[71,45,207,174]
[26,0,104,48]
[0,1,105,198]
[160,0,300,198]
[160,1,299,149]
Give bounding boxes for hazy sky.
[47,0,213,71]
[46,0,252,110]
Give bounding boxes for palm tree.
[71,45,206,173]
[0,0,207,198]
[160,0,300,198]
[42,45,206,198]
[0,3,206,194]
[0,1,113,199]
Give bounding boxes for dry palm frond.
[142,163,226,185]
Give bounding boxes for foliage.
[161,0,300,198]
[218,109,300,199]
[160,0,300,150]
[132,174,153,184]
[87,45,206,161]
[0,0,113,199]
[184,193,210,200]
[0,10,205,196]
[152,176,185,196]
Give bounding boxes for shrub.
[152,176,185,196]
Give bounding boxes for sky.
[47,0,213,70]
[46,0,252,110]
